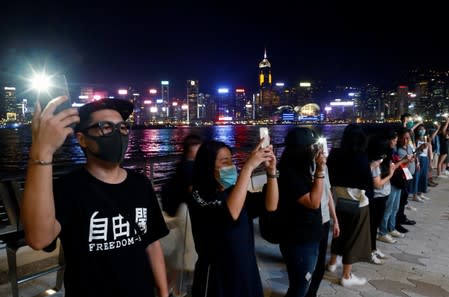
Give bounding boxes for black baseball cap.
[284,127,318,146]
[75,98,133,132]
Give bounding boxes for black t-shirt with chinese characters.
[53,167,169,297]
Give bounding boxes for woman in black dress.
[189,140,278,297]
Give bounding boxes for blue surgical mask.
[418,129,426,136]
[406,121,414,129]
[218,165,238,190]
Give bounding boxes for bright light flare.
[31,73,51,92]
[317,137,326,144]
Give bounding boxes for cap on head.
[284,127,318,147]
[75,98,133,132]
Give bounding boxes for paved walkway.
[257,175,449,297]
[1,176,448,297]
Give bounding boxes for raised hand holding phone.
[34,74,73,115]
[260,127,270,149]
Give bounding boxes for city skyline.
[2,2,449,97]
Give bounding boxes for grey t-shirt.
[372,166,391,197]
[398,144,416,175]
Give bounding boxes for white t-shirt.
[320,166,331,223]
[333,186,369,208]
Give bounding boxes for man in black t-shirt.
[22,96,170,297]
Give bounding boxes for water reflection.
[0,124,348,176]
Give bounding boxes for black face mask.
[85,130,129,163]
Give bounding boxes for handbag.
[335,197,360,215]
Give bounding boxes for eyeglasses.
[83,121,130,136]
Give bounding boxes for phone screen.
[259,127,270,148]
[37,74,72,114]
[317,137,329,157]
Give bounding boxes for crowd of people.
[21,97,449,297]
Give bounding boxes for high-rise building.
[385,86,410,119]
[234,88,247,121]
[215,87,234,121]
[197,93,208,121]
[364,84,385,121]
[2,86,17,121]
[187,80,199,122]
[258,49,278,119]
[161,80,169,103]
[408,69,449,117]
[259,48,272,90]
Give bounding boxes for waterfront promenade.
[1,175,448,297]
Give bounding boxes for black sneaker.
[401,218,416,225]
[396,225,409,233]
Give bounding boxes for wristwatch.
[267,170,280,178]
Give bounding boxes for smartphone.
[317,137,329,157]
[36,74,73,114]
[259,127,270,148]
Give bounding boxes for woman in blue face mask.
[188,140,278,297]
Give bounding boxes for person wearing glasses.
[22,97,171,297]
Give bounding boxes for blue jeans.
[414,156,428,194]
[379,185,401,235]
[280,241,319,297]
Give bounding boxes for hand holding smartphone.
[317,137,329,157]
[259,127,270,149]
[37,74,73,115]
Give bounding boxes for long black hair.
[279,145,314,184]
[193,140,232,198]
[340,124,367,153]
[279,126,315,184]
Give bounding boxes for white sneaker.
[444,170,449,175]
[412,195,424,203]
[377,234,397,243]
[370,252,384,265]
[374,249,388,259]
[406,205,417,211]
[340,273,367,287]
[419,194,430,201]
[326,262,337,273]
[390,230,405,238]
[437,175,449,179]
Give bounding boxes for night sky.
[1,2,448,97]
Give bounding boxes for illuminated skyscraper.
[186,80,199,122]
[258,49,278,119]
[2,86,17,121]
[363,84,383,121]
[259,48,272,89]
[234,88,247,120]
[161,80,169,104]
[216,87,234,121]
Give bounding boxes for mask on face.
[85,130,129,163]
[418,129,426,136]
[406,121,414,129]
[218,165,238,190]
